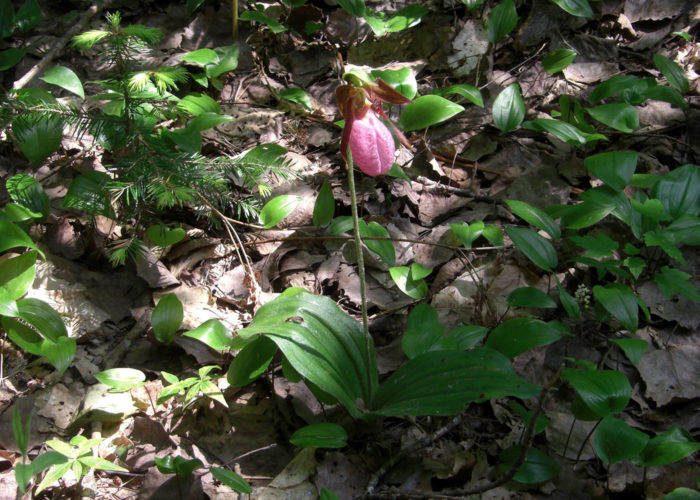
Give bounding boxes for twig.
[12,1,112,90]
[368,363,565,499]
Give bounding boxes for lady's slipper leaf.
[399,95,464,131]
[260,195,302,229]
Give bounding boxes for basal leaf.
[549,0,593,17]
[290,423,348,448]
[505,199,560,239]
[435,84,483,107]
[562,368,630,418]
[95,368,146,390]
[226,336,278,387]
[594,416,649,464]
[506,226,558,272]
[636,426,700,467]
[593,283,638,332]
[259,195,302,229]
[359,220,395,266]
[584,151,637,192]
[507,287,557,309]
[152,293,183,344]
[653,54,689,94]
[485,317,562,358]
[16,297,67,343]
[210,467,252,494]
[493,84,525,132]
[486,0,518,43]
[543,49,576,74]
[587,103,639,133]
[184,319,235,351]
[399,95,464,131]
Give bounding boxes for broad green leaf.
[0,0,14,38]
[36,461,72,494]
[279,87,313,111]
[169,456,203,478]
[447,324,488,350]
[259,195,301,229]
[653,54,689,94]
[610,338,648,365]
[509,402,550,434]
[522,118,590,145]
[152,293,183,344]
[12,113,63,165]
[499,445,561,484]
[184,319,234,351]
[384,5,430,33]
[239,10,286,34]
[584,151,637,192]
[313,179,335,227]
[506,226,558,272]
[485,317,562,358]
[587,103,639,133]
[543,49,576,73]
[12,405,30,459]
[78,455,127,472]
[62,171,114,218]
[330,215,353,235]
[568,233,618,259]
[663,488,700,500]
[594,416,649,464]
[399,95,464,131]
[359,220,395,266]
[493,84,525,132]
[40,336,75,374]
[3,316,43,356]
[589,75,641,104]
[337,0,366,17]
[0,48,26,71]
[482,224,504,246]
[373,348,540,416]
[651,164,700,218]
[549,0,592,17]
[560,202,613,229]
[562,368,630,418]
[507,287,557,309]
[185,111,234,132]
[6,174,50,220]
[505,199,560,239]
[226,336,278,387]
[94,368,146,390]
[0,221,39,254]
[40,66,84,99]
[486,0,518,43]
[654,266,700,303]
[556,279,581,319]
[390,266,428,300]
[16,0,41,32]
[180,48,218,65]
[236,288,378,419]
[16,298,67,342]
[186,0,207,16]
[435,84,483,107]
[210,44,239,79]
[450,221,484,249]
[593,283,638,332]
[370,67,417,100]
[402,303,447,358]
[320,489,341,500]
[211,467,252,494]
[636,426,700,467]
[290,423,348,448]
[0,251,37,316]
[146,225,186,247]
[644,84,688,110]
[176,92,220,115]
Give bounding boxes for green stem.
[346,149,371,355]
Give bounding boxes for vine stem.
[345,149,372,374]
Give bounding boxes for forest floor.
[0,0,699,498]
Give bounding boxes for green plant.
[0,0,41,71]
[158,365,228,409]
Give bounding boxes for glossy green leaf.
[644,84,688,110]
[482,224,504,246]
[654,266,700,303]
[593,283,638,332]
[610,338,648,365]
[549,0,593,17]
[569,233,618,259]
[370,67,417,100]
[95,368,146,390]
[435,84,483,107]
[177,92,220,115]
[594,416,649,464]
[665,214,700,245]
[6,174,50,220]
[663,488,700,500]
[290,423,348,448]
[559,202,613,229]
[312,180,334,228]
[239,10,286,34]
[62,171,114,218]
[40,66,84,99]
[235,288,378,419]
[16,298,67,342]
[0,251,36,317]
[402,303,446,358]
[507,287,557,309]
[226,336,278,387]
[384,5,430,33]
[522,118,591,145]
[0,48,26,71]
[12,113,63,165]
[506,199,560,239]
[584,151,637,192]
[185,111,234,132]
[40,336,75,374]
[337,0,366,17]
[279,87,313,111]
[210,467,252,494]
[184,319,234,351]
[152,293,183,344]
[78,455,128,472]
[390,266,428,300]
[543,49,576,73]
[259,195,302,229]
[399,95,464,131]
[450,221,484,249]
[146,225,186,247]
[35,461,72,494]
[320,489,341,500]
[589,75,641,104]
[210,43,239,79]
[180,48,218,65]
[2,316,43,356]
[447,324,488,350]
[562,368,630,418]
[330,215,353,235]
[587,103,639,133]
[16,0,41,32]
[556,279,581,319]
[0,221,39,254]
[506,226,558,272]
[486,317,562,358]
[493,84,525,132]
[359,220,395,266]
[373,348,540,416]
[651,164,700,218]
[654,54,689,94]
[486,0,518,43]
[637,426,700,467]
[499,445,561,483]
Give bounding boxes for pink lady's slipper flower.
[336,79,411,176]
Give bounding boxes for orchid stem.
[346,149,371,347]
